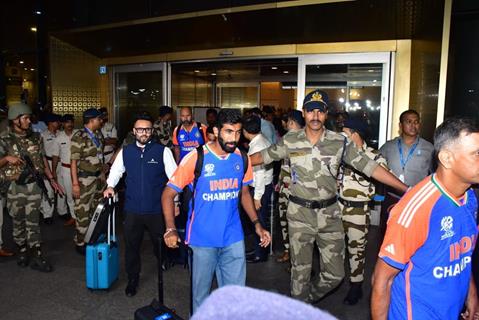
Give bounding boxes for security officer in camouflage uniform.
[339,118,388,305]
[277,110,305,264]
[0,102,62,272]
[250,90,407,303]
[153,105,173,147]
[70,108,104,255]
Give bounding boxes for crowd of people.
[1,90,479,319]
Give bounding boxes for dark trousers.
[251,183,274,260]
[124,212,165,280]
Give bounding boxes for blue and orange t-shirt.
[167,144,253,248]
[172,123,207,161]
[379,174,478,320]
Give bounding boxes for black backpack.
[179,145,249,216]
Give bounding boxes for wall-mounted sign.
[99,65,107,74]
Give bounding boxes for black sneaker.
[343,282,363,305]
[17,249,29,268]
[125,278,139,297]
[30,248,53,273]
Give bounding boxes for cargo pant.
[339,202,370,283]
[288,201,345,301]
[278,183,290,251]
[7,182,42,248]
[74,175,102,246]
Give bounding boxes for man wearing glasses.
[104,112,177,297]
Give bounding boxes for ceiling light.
[368,69,374,72]
[30,27,37,32]
[35,10,42,15]
[138,88,146,92]
[211,73,216,76]
[194,70,200,73]
[24,68,27,70]
[283,71,289,74]
[339,97,345,103]
[19,61,24,64]
[30,68,35,71]
[373,79,377,83]
[341,89,345,93]
[271,67,278,70]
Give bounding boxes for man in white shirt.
[104,113,177,297]
[51,114,77,226]
[40,113,64,224]
[243,115,274,263]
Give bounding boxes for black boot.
[30,246,53,273]
[17,246,29,268]
[125,277,139,297]
[343,281,363,305]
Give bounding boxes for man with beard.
[172,106,207,163]
[162,109,271,313]
[249,89,407,304]
[104,113,177,297]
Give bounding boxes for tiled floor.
[0,210,380,319]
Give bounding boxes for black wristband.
[252,219,260,226]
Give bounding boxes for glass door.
[112,63,168,140]
[297,53,393,148]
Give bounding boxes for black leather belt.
[78,171,101,178]
[338,197,371,208]
[289,195,337,209]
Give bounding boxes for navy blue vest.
[123,141,167,215]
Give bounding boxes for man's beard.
[218,135,237,153]
[181,120,192,126]
[136,135,151,145]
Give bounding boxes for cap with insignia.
[83,108,102,120]
[303,89,329,112]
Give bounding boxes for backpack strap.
[240,149,249,175]
[190,145,204,213]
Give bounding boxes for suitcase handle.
[107,196,116,246]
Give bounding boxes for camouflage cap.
[303,90,328,112]
[8,102,32,120]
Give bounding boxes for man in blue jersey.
[172,106,207,162]
[162,109,271,313]
[372,118,479,320]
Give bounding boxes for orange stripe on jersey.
[405,262,414,320]
[402,183,437,228]
[397,180,434,225]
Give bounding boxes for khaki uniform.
[40,129,63,218]
[0,130,45,249]
[262,129,378,301]
[101,121,117,164]
[153,119,173,147]
[278,159,291,251]
[70,128,104,246]
[338,143,388,283]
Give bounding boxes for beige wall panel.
[391,40,412,138]
[49,37,103,127]
[296,40,397,54]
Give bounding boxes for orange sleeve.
[172,126,179,146]
[200,124,208,142]
[243,155,253,185]
[379,191,439,269]
[167,149,197,191]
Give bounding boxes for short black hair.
[262,105,275,115]
[206,125,215,135]
[158,106,172,117]
[434,118,479,157]
[217,109,242,130]
[134,111,153,124]
[242,115,261,134]
[206,108,218,117]
[250,107,262,117]
[399,110,420,123]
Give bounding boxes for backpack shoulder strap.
[239,149,249,176]
[196,122,207,144]
[193,145,204,186]
[175,125,181,142]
